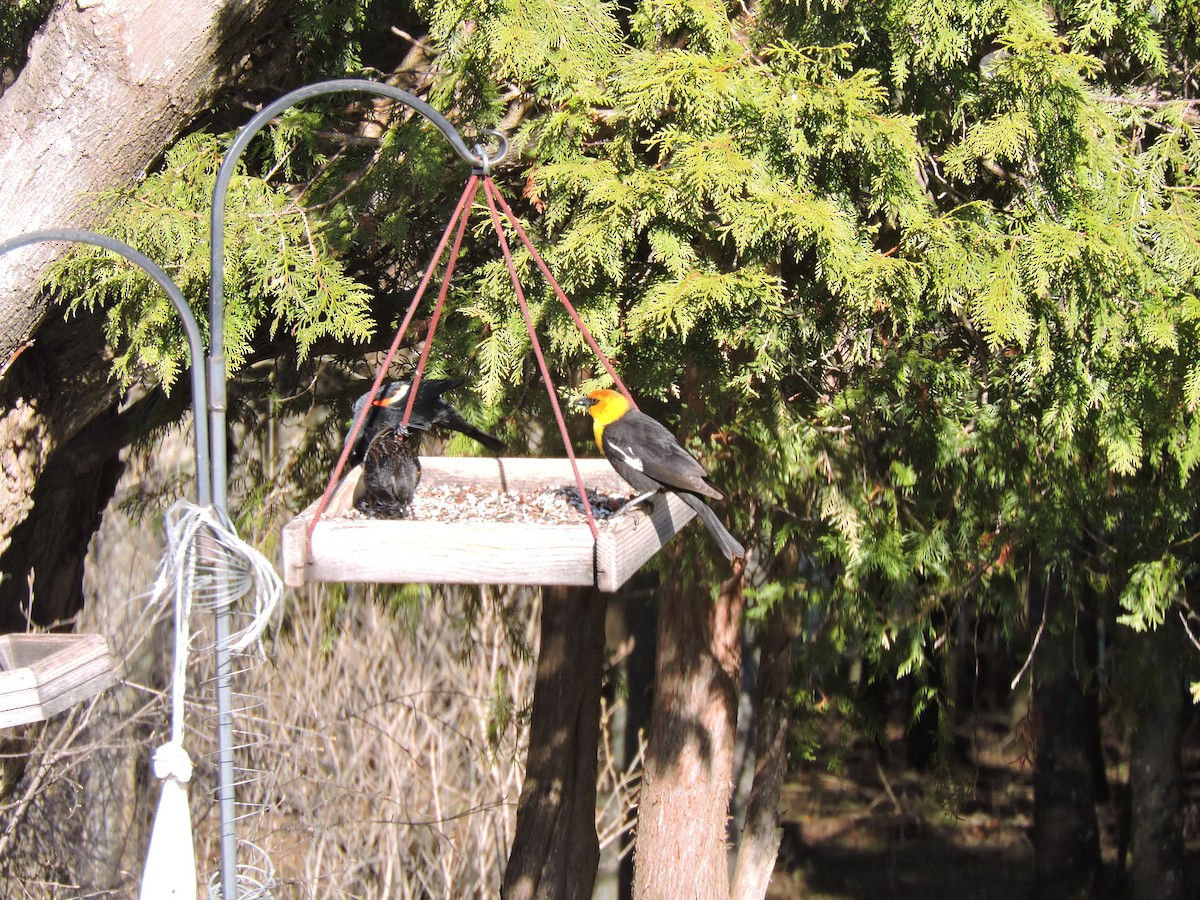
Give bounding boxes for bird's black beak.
[574,396,596,409]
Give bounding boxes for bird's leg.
[611,489,660,518]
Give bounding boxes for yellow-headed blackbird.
[576,389,745,561]
[356,425,421,518]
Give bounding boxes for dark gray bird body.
[576,390,745,562]
[356,426,421,518]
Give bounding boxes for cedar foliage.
[33,0,1200,719]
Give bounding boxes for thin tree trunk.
[632,559,744,900]
[1031,569,1104,900]
[730,602,796,900]
[503,585,607,900]
[1126,619,1185,900]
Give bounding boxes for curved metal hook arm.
[204,82,506,895]
[207,77,509,512]
[0,229,212,506]
[205,84,501,897]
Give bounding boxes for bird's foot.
[611,490,659,519]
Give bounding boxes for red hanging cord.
[306,175,481,543]
[484,177,636,408]
[307,172,629,554]
[399,180,475,429]
[482,178,600,540]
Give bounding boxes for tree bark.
[632,559,744,900]
[1126,620,1185,900]
[1031,570,1105,900]
[0,306,116,544]
[0,0,291,361]
[502,585,607,900]
[730,602,796,900]
[0,320,189,629]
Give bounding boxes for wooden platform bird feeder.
[289,151,696,592]
[0,634,117,728]
[282,456,695,592]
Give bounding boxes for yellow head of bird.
[575,389,631,448]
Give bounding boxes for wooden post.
[503,585,607,900]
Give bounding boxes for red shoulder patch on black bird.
[348,378,504,463]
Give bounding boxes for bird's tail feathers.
[443,412,505,453]
[679,492,746,562]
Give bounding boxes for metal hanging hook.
[473,129,510,174]
[210,79,510,512]
[0,229,212,508]
[207,77,509,899]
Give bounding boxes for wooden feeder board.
[0,634,117,729]
[282,456,696,592]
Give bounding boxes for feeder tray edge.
[0,633,117,728]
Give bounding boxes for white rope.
[159,501,283,653]
[140,501,283,899]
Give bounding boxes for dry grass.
[216,585,539,898]
[0,583,173,896]
[1,438,643,898]
[2,574,641,898]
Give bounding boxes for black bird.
[347,378,504,464]
[347,378,503,519]
[356,425,421,518]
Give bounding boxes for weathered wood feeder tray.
[282,456,695,591]
[0,634,117,729]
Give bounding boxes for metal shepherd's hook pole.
[208,78,505,897]
[0,229,212,502]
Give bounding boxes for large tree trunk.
[0,0,292,622]
[502,585,607,900]
[0,306,121,626]
[0,310,189,629]
[0,0,290,359]
[1125,620,1186,900]
[1031,570,1105,900]
[632,558,744,900]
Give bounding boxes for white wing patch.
[610,443,644,471]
